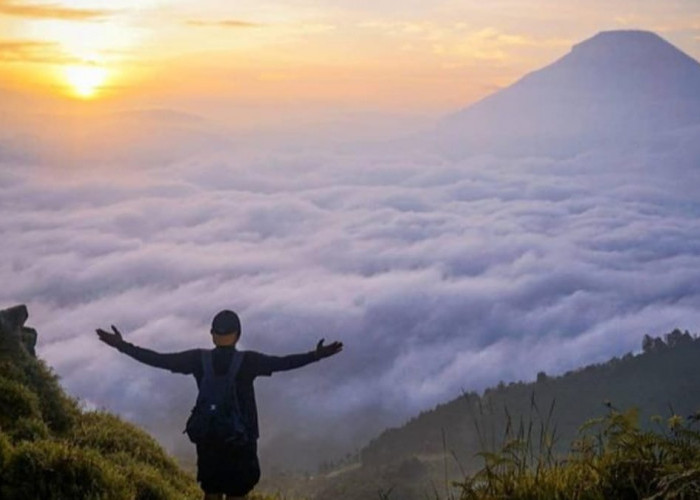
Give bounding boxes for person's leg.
[198,441,226,500]
[222,442,260,500]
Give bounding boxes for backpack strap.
[225,351,245,415]
[200,349,244,381]
[201,350,214,381]
[225,350,245,382]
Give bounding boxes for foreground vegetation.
[0,306,202,499]
[4,304,699,500]
[0,305,274,500]
[297,330,700,500]
[456,405,700,500]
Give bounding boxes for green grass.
[0,317,281,500]
[454,405,700,500]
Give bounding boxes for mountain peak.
[566,29,694,68]
[436,30,700,157]
[574,29,666,49]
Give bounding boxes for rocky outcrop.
[0,304,37,357]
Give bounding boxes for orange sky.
[1,0,699,117]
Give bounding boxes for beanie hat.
[211,310,241,336]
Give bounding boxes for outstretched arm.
[96,325,198,375]
[253,338,343,376]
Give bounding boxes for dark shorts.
[196,440,260,495]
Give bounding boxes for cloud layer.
[2,123,700,470]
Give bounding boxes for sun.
[64,65,109,99]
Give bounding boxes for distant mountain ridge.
[435,30,700,156]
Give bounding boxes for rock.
[0,304,37,356]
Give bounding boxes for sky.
[1,0,699,119]
[2,0,700,474]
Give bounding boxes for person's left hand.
[316,339,343,359]
[96,325,124,348]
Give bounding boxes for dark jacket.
[116,341,318,439]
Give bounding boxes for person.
[96,309,343,500]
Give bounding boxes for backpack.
[184,349,251,445]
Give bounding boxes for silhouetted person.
[97,309,343,500]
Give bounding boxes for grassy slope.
[455,407,700,500]
[0,310,276,500]
[0,316,203,499]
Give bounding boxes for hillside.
[0,304,203,499]
[290,329,700,500]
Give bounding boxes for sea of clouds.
[2,119,700,470]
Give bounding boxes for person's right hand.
[96,325,124,348]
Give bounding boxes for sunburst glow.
[64,65,109,99]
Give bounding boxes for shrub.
[71,412,201,499]
[129,464,192,500]
[1,314,201,499]
[8,417,50,442]
[455,407,700,500]
[72,411,183,475]
[0,347,78,435]
[0,376,41,430]
[0,431,13,474]
[20,358,79,434]
[1,439,130,500]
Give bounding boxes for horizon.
[2,0,700,475]
[2,0,700,127]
